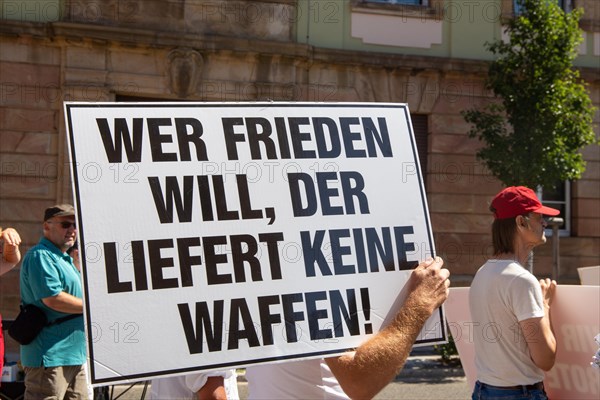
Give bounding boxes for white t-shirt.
[469,259,546,386]
[246,359,349,400]
[149,370,239,400]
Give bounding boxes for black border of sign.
[64,102,445,385]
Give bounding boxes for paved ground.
[374,378,471,400]
[374,355,471,399]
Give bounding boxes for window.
[364,0,425,5]
[537,181,571,236]
[514,0,572,14]
[353,0,442,21]
[411,114,428,186]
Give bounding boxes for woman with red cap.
[469,186,558,400]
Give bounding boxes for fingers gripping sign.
[539,278,557,307]
[407,257,451,314]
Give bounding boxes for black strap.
[47,313,82,326]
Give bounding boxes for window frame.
[513,0,573,15]
[536,181,571,237]
[410,114,429,187]
[352,0,441,20]
[362,0,427,5]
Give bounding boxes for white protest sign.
[65,102,444,385]
[578,266,600,285]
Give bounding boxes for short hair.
[490,205,518,254]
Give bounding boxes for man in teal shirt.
[20,204,87,398]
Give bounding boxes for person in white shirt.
[469,186,558,400]
[150,370,239,400]
[246,358,346,400]
[247,256,451,399]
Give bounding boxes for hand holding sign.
[325,257,450,399]
[405,257,451,315]
[539,278,557,308]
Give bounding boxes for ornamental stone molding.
[167,48,204,98]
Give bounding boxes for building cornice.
[1,19,598,79]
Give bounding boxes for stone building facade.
[1,0,598,327]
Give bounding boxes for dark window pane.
[365,0,421,5]
[515,0,566,14]
[542,182,566,202]
[411,114,428,185]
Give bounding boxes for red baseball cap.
[491,186,560,219]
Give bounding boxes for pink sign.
[445,285,600,399]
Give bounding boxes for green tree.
[463,0,597,188]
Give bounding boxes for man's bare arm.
[0,258,18,276]
[42,292,83,314]
[197,376,227,400]
[0,227,21,274]
[326,257,450,399]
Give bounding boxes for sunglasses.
[48,221,77,229]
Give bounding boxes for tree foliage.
[463,0,597,188]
